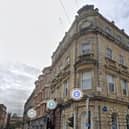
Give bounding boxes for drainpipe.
[74,103,77,129]
[98,105,101,129]
[86,97,90,129]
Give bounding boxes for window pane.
[107,75,115,92]
[126,115,129,129]
[81,72,92,90]
[107,75,113,83]
[106,48,112,59]
[121,80,128,96]
[81,43,91,55]
[64,80,68,97]
[112,113,118,129]
[81,111,93,129]
[119,55,124,64]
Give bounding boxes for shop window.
[126,115,129,129]
[111,113,118,129]
[81,111,93,129]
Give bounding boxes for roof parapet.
[77,5,95,16]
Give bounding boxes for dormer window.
[106,48,112,59]
[81,43,92,55]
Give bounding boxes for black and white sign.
[102,106,108,112]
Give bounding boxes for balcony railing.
[105,57,117,70]
[75,53,97,68]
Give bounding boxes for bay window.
[80,71,92,90]
[81,43,92,55]
[107,75,115,93]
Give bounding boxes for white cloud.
[0,62,40,116]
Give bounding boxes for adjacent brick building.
[23,90,35,129]
[9,115,23,129]
[23,67,52,129]
[31,67,51,129]
[0,104,7,129]
[24,5,129,129]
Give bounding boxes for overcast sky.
[0,0,129,68]
[0,0,129,115]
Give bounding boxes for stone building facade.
[24,5,129,129]
[0,104,7,129]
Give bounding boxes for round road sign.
[47,100,57,110]
[71,89,83,101]
[27,108,37,119]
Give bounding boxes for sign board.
[71,89,83,101]
[102,106,108,112]
[47,100,57,110]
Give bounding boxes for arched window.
[111,113,119,129]
[126,115,129,129]
[81,111,93,129]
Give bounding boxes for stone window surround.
[111,113,119,129]
[106,74,116,94]
[79,71,93,90]
[120,79,128,96]
[106,48,112,59]
[63,79,69,97]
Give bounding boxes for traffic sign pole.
[71,89,83,129]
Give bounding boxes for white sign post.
[71,89,83,129]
